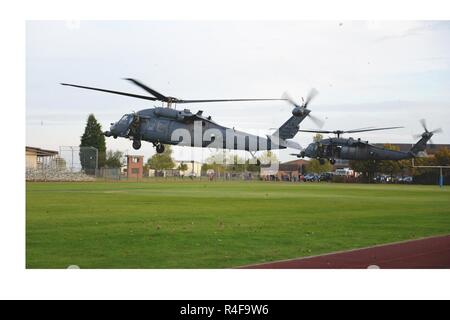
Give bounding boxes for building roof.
[282,159,310,166]
[279,159,309,171]
[26,146,58,157]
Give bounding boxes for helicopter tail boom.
[409,134,432,157]
[274,113,309,140]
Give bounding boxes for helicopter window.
[118,114,133,125]
[147,119,156,130]
[156,120,168,133]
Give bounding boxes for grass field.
[26,181,450,268]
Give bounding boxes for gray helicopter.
[292,120,442,164]
[61,79,321,154]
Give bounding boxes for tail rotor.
[414,119,442,146]
[283,88,324,128]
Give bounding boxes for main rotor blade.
[344,127,376,131]
[60,83,158,101]
[125,78,287,104]
[123,78,167,100]
[298,129,333,134]
[344,126,403,134]
[177,98,288,104]
[299,126,403,135]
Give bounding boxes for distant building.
[26,146,58,169]
[260,159,309,181]
[174,160,203,177]
[126,155,144,179]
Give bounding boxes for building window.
[132,157,139,163]
[132,168,139,174]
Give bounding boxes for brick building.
[126,155,144,179]
[260,159,309,181]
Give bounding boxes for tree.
[257,151,279,165]
[433,147,450,166]
[226,153,245,172]
[206,151,227,165]
[306,159,333,173]
[105,150,124,168]
[414,147,450,185]
[397,159,412,177]
[378,144,402,179]
[313,133,323,143]
[80,114,106,171]
[177,162,188,172]
[147,145,175,171]
[203,151,228,176]
[349,159,379,183]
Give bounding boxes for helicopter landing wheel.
[330,159,336,165]
[156,144,165,154]
[319,158,326,165]
[132,140,141,150]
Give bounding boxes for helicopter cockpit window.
[118,114,133,125]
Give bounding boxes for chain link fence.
[59,146,98,175]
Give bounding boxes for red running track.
[239,235,450,269]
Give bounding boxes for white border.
[1,0,450,300]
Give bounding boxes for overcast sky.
[26,21,450,162]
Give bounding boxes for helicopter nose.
[105,122,119,136]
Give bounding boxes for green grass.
[26,180,450,268]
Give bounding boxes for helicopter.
[291,120,442,164]
[61,79,322,155]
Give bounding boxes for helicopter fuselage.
[105,107,291,152]
[302,137,413,161]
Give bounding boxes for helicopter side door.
[156,119,171,142]
[141,118,157,142]
[142,118,171,143]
